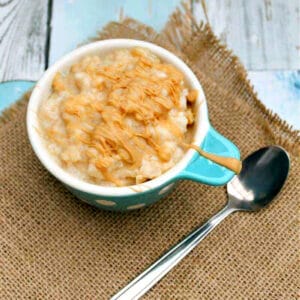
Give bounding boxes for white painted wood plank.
[49,0,182,66]
[193,0,300,71]
[0,0,49,82]
[248,70,300,129]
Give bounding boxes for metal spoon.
[111,146,290,300]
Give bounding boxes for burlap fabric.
[1,14,299,300]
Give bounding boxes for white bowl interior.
[27,39,209,196]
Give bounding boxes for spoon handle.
[111,205,234,300]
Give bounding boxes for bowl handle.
[178,126,240,186]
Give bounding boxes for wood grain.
[0,0,49,81]
[193,0,300,70]
[49,0,182,65]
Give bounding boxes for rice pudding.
[38,47,198,186]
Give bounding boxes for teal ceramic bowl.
[27,39,240,212]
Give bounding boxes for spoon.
[111,146,290,300]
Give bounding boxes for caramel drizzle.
[184,143,242,174]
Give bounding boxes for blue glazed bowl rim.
[27,39,210,197]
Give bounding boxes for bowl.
[27,39,240,211]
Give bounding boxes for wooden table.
[0,0,299,128]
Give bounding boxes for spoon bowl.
[227,146,290,211]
